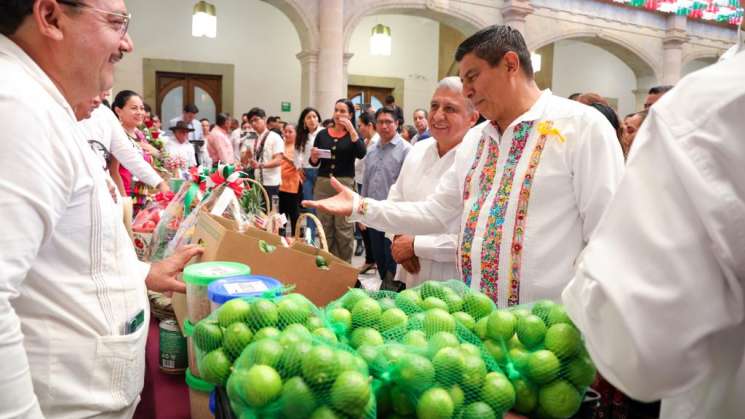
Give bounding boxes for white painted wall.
[551,40,638,117]
[347,14,440,124]
[113,0,302,122]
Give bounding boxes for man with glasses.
[0,1,200,417]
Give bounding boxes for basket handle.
[294,212,329,252]
[241,177,271,213]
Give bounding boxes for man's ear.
[503,51,521,75]
[34,0,66,41]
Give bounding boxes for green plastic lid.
[186,369,215,393]
[183,261,251,286]
[183,319,194,337]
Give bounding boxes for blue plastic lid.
[207,275,282,305]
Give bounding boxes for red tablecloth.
[134,317,191,419]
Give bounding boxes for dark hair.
[577,93,609,107]
[0,1,34,36]
[184,104,199,114]
[568,93,582,101]
[384,95,396,105]
[375,106,399,123]
[358,111,375,127]
[143,103,152,114]
[296,107,322,152]
[216,112,230,127]
[200,118,209,123]
[589,102,622,142]
[413,108,429,118]
[403,125,417,140]
[648,85,673,95]
[322,119,334,128]
[335,99,357,130]
[635,110,649,123]
[112,90,141,117]
[455,24,533,78]
[246,107,266,121]
[267,116,280,124]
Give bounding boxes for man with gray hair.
[388,77,479,288]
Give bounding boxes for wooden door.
[347,85,393,117]
[156,72,222,126]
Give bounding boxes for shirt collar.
[377,134,403,148]
[486,89,553,137]
[0,35,76,121]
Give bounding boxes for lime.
[227,368,251,407]
[396,354,435,394]
[526,350,561,385]
[474,317,489,340]
[380,307,409,332]
[200,348,232,385]
[379,297,397,311]
[544,323,581,359]
[546,305,573,327]
[449,384,465,412]
[483,338,507,364]
[512,377,538,414]
[452,311,476,330]
[302,345,339,386]
[336,349,367,374]
[356,344,380,365]
[428,331,460,358]
[508,347,530,371]
[351,298,382,329]
[327,307,352,331]
[390,384,416,416]
[242,364,283,408]
[395,289,422,311]
[463,292,494,320]
[330,370,371,416]
[443,293,464,313]
[461,354,487,390]
[341,288,369,311]
[462,402,496,419]
[381,345,406,366]
[402,330,428,349]
[251,338,283,368]
[350,327,384,348]
[284,323,312,340]
[280,376,317,417]
[508,334,525,350]
[249,299,278,329]
[313,327,339,343]
[309,406,343,419]
[410,312,425,326]
[422,296,449,312]
[516,314,547,349]
[423,308,456,336]
[481,372,516,413]
[277,297,310,327]
[193,320,223,352]
[486,310,517,342]
[253,326,281,342]
[459,343,481,358]
[510,307,532,319]
[420,281,447,300]
[566,356,596,388]
[433,347,465,386]
[217,298,252,327]
[539,379,582,419]
[416,387,454,419]
[306,315,325,331]
[531,300,557,323]
[223,322,253,360]
[276,340,312,378]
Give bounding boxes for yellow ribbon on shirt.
[537,121,566,143]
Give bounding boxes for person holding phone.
[309,99,366,262]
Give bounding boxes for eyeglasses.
[57,0,131,39]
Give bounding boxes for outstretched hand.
[302,176,356,216]
[146,244,203,295]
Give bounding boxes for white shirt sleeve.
[0,103,68,418]
[562,92,745,402]
[271,133,284,157]
[107,111,163,187]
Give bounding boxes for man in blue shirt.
[362,107,411,289]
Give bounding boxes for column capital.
[663,29,688,48]
[296,50,320,64]
[501,0,534,23]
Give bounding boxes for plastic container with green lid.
[184,261,251,324]
[186,369,214,419]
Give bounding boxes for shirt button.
[331,155,335,160]
[332,146,336,151]
[331,164,335,170]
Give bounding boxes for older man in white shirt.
[562,35,745,419]
[166,120,198,168]
[305,25,624,305]
[387,77,478,288]
[0,2,199,417]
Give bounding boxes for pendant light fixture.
[370,24,392,56]
[192,1,217,38]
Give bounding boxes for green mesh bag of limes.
[324,280,519,418]
[227,334,376,419]
[193,292,336,388]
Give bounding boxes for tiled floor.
[352,243,381,291]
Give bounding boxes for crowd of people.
[1,1,743,418]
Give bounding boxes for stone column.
[662,14,688,85]
[501,0,534,42]
[296,50,319,110]
[342,52,354,97]
[317,0,344,117]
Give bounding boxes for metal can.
[159,319,187,374]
